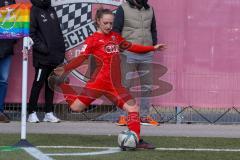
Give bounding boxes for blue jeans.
[0,55,12,112]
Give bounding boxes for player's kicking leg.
[123,99,155,149]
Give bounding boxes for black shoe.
[136,139,155,149]
[0,112,10,123]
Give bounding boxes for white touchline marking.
[46,148,121,156]
[38,146,240,152]
[23,147,54,160]
[38,146,119,149]
[156,148,240,152]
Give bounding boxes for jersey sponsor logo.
[104,42,119,54]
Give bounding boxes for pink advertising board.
[5,0,240,108]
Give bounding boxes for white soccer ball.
[118,130,139,149]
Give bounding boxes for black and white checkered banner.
[52,0,123,7]
[52,0,122,50]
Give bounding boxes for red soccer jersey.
[64,31,155,84]
[63,31,155,107]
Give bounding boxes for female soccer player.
[53,8,165,149]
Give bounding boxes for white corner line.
[23,147,54,160]
[38,146,121,156]
[46,148,121,156]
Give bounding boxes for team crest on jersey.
[111,35,116,41]
[52,0,122,80]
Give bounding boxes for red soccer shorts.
[76,79,133,108]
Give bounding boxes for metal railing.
[4,103,240,124]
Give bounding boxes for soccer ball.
[118,130,139,150]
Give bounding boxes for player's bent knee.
[123,102,139,113]
[125,99,136,106]
[128,106,139,113]
[70,104,80,112]
[70,99,87,112]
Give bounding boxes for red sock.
[59,83,78,106]
[127,112,141,140]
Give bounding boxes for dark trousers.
[28,65,55,113]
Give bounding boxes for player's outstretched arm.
[117,32,166,53]
[54,54,89,76]
[64,54,89,72]
[154,44,167,51]
[127,43,167,53]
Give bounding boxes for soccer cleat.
[43,112,60,123]
[136,139,156,149]
[140,116,160,126]
[0,112,10,123]
[116,115,127,126]
[28,112,40,123]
